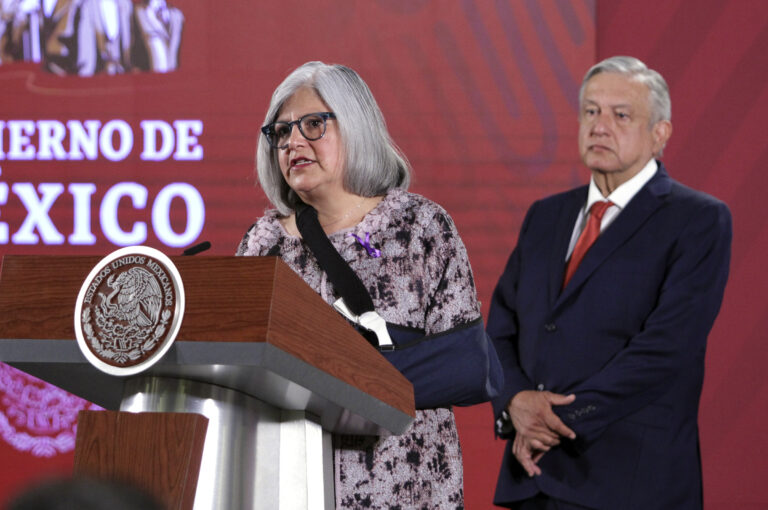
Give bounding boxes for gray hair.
[256,61,411,215]
[579,56,671,126]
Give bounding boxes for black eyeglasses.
[261,112,336,149]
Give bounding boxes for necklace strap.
[318,197,367,229]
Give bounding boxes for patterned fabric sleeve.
[235,224,255,256]
[235,210,284,257]
[419,207,481,335]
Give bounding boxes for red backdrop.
[1,1,766,508]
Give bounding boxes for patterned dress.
[237,188,480,509]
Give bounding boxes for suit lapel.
[555,164,673,308]
[547,189,587,305]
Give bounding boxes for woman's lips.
[288,157,314,173]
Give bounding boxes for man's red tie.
[563,201,613,289]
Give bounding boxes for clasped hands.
[507,390,576,477]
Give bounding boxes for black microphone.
[182,241,211,256]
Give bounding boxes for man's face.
[578,72,670,186]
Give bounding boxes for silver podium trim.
[120,376,334,510]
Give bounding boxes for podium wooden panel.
[0,255,415,510]
[74,411,208,510]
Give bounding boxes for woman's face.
[276,87,345,202]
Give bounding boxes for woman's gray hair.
[257,61,411,215]
[579,56,671,126]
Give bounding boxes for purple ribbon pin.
[348,232,381,258]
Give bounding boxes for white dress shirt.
[565,159,658,261]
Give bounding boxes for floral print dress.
[237,188,481,509]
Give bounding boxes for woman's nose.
[285,123,304,148]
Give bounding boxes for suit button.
[544,323,557,332]
[537,383,545,391]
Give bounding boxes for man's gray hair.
[579,56,671,126]
[257,61,411,215]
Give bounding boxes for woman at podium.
[237,61,499,509]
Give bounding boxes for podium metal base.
[120,376,334,510]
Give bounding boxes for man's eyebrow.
[583,98,633,109]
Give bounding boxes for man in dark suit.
[489,56,732,509]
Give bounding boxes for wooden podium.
[0,255,415,510]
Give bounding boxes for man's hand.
[508,390,577,475]
[512,432,547,477]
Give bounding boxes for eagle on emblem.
[98,267,163,327]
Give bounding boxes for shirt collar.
[586,158,658,211]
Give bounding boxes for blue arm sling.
[296,204,503,410]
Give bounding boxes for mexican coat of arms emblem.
[74,246,185,376]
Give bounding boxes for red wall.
[1,1,766,508]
